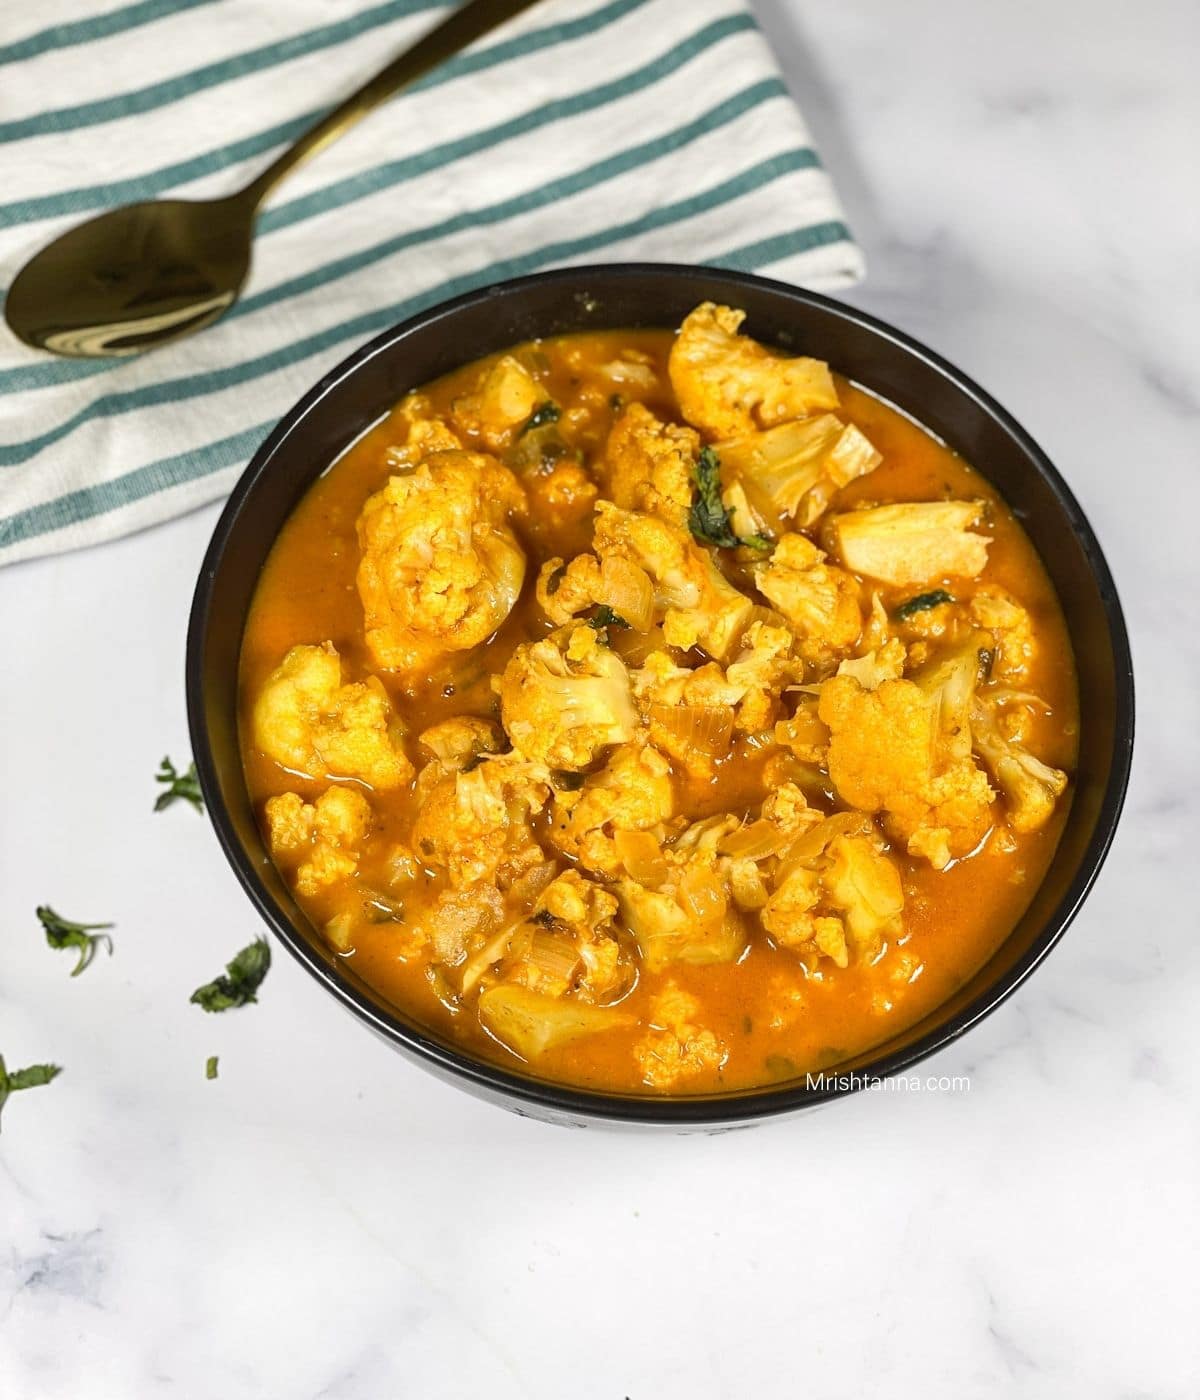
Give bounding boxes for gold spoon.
[4,0,542,358]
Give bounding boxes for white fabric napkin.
[0,0,863,566]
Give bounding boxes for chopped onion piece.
[778,812,871,870]
[528,930,583,985]
[718,819,789,861]
[678,866,728,929]
[460,924,518,996]
[614,829,669,887]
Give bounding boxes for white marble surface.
[3,1,1198,1395]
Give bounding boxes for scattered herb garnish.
[190,938,271,1013]
[544,563,566,597]
[588,605,629,632]
[37,905,113,977]
[154,756,204,813]
[894,589,955,621]
[687,446,771,552]
[0,1055,61,1131]
[206,1056,219,1080]
[520,401,561,435]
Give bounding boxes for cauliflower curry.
[239,303,1078,1095]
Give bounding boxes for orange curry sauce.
[239,329,1078,1094]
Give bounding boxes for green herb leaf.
[687,446,771,551]
[588,605,630,632]
[0,1054,61,1132]
[520,401,561,435]
[205,1056,219,1080]
[190,938,271,1013]
[688,446,737,547]
[894,589,955,621]
[551,770,586,791]
[37,905,113,977]
[154,755,204,813]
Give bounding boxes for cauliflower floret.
[381,396,463,469]
[828,501,991,587]
[598,504,753,658]
[499,624,637,769]
[668,302,839,438]
[603,401,699,527]
[617,816,748,971]
[761,781,825,837]
[265,787,373,898]
[543,504,750,660]
[755,533,862,665]
[970,586,1035,681]
[834,639,908,690]
[356,450,527,674]
[496,870,635,1005]
[716,414,881,526]
[550,740,675,876]
[535,550,656,633]
[630,623,801,773]
[634,982,727,1090]
[818,642,996,868]
[723,622,804,731]
[451,355,550,450]
[410,751,550,888]
[972,694,1068,833]
[538,503,753,660]
[417,716,504,769]
[762,821,904,968]
[413,716,505,804]
[252,642,413,789]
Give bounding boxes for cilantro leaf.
[588,605,629,632]
[894,589,955,621]
[520,401,561,435]
[154,756,204,813]
[206,1056,219,1080]
[0,1055,61,1132]
[37,905,113,977]
[687,447,772,551]
[190,938,271,1013]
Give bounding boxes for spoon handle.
[240,0,545,208]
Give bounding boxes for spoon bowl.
[6,196,254,356]
[3,0,542,359]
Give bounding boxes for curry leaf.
[154,756,204,813]
[37,905,113,977]
[190,938,271,1013]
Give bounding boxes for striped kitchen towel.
[0,0,863,567]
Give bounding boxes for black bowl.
[187,264,1134,1128]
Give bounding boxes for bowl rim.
[186,261,1135,1126]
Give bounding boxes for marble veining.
[3,0,1198,1395]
